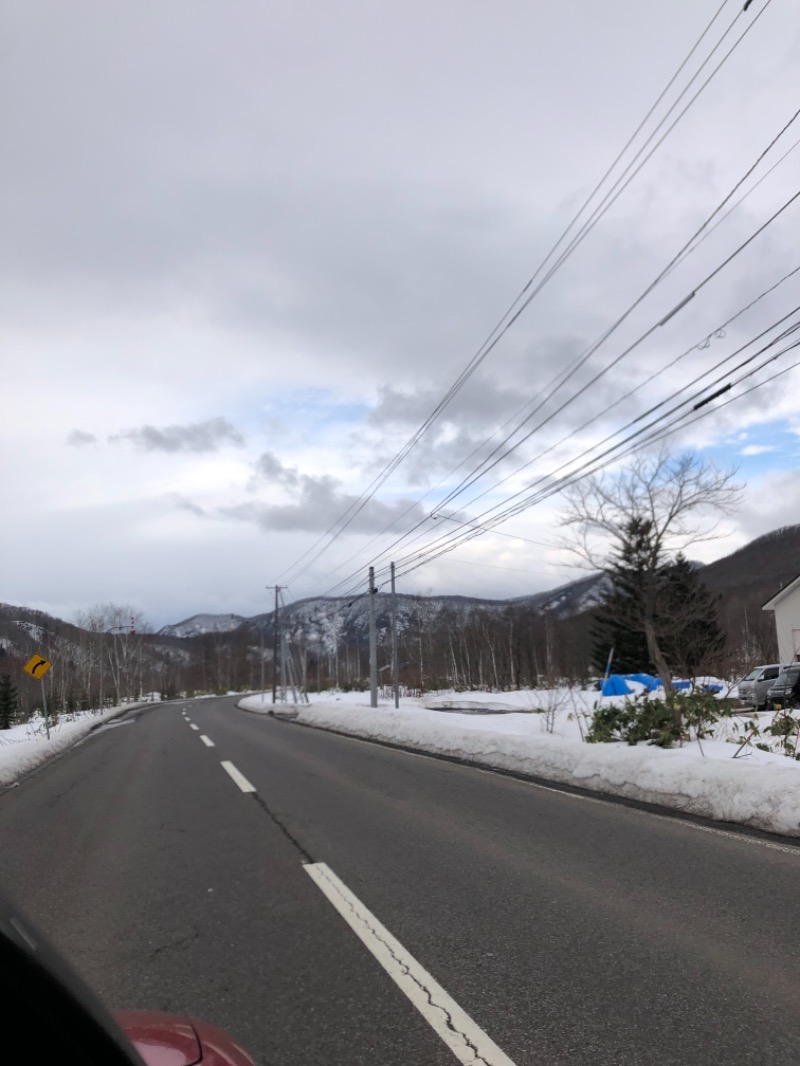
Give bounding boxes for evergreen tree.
[0,674,20,730]
[592,538,726,679]
[658,553,725,677]
[591,517,661,674]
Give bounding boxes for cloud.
[735,467,800,542]
[222,469,428,534]
[169,494,207,517]
[66,430,97,446]
[2,0,799,625]
[252,450,299,487]
[111,417,244,453]
[740,444,775,457]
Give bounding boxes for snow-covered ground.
[238,687,800,837]
[0,690,256,789]
[0,702,147,787]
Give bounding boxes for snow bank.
[0,703,144,788]
[238,693,800,837]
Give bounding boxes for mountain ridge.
[2,523,796,660]
[156,524,799,646]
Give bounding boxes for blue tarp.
[623,672,662,691]
[625,675,694,692]
[601,674,634,696]
[604,674,715,695]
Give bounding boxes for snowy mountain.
[509,572,610,616]
[154,522,800,654]
[2,523,796,665]
[154,575,611,652]
[246,593,512,654]
[158,613,247,638]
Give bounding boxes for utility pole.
[390,562,400,709]
[259,625,265,704]
[41,679,50,740]
[368,566,378,708]
[267,585,286,705]
[281,632,293,703]
[280,627,288,702]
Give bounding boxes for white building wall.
[773,586,800,664]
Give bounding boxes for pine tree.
[591,517,661,674]
[658,553,725,677]
[593,541,726,679]
[0,674,20,730]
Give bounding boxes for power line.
[664,133,800,279]
[273,1,759,592]
[391,332,800,581]
[311,105,800,601]
[315,255,800,600]
[429,113,800,518]
[322,182,800,598]
[516,0,772,312]
[438,283,800,523]
[364,309,800,583]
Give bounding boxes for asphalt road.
[2,696,800,1066]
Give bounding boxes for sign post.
[40,680,50,740]
[23,654,54,739]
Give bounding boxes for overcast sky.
[2,0,799,629]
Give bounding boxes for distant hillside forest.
[0,524,797,719]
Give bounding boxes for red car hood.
[116,1010,254,1066]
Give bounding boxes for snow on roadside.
[0,703,145,788]
[238,690,800,837]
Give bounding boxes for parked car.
[738,664,785,709]
[765,665,800,711]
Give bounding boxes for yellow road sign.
[23,654,53,680]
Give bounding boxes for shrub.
[587,697,679,747]
[587,691,732,748]
[677,692,735,738]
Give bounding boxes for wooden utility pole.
[259,626,265,705]
[267,585,286,704]
[368,567,378,708]
[390,562,400,709]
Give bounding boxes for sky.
[2,0,799,629]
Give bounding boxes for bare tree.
[75,603,148,704]
[558,449,741,711]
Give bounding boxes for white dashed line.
[190,723,199,731]
[220,761,256,793]
[200,735,215,747]
[306,862,516,1066]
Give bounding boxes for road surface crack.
[251,794,314,864]
[314,865,492,1066]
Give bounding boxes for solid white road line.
[190,723,199,731]
[220,760,256,793]
[305,862,517,1066]
[200,735,215,747]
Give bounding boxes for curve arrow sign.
[23,654,53,679]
